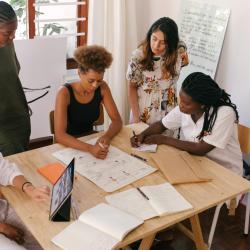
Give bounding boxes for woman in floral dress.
[127,17,188,124]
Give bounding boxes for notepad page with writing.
[133,144,158,153]
[141,183,193,216]
[106,188,158,220]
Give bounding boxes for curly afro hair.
[74,45,113,73]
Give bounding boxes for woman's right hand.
[0,223,24,244]
[89,144,109,159]
[130,133,144,147]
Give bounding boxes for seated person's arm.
[0,157,50,244]
[0,156,50,201]
[130,121,166,147]
[143,131,215,156]
[0,223,24,245]
[130,118,214,156]
[97,82,122,146]
[54,87,108,159]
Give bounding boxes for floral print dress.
[126,47,182,124]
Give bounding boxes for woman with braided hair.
[0,1,31,156]
[131,72,243,176]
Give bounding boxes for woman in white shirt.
[131,72,243,176]
[0,154,50,250]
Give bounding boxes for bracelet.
[21,181,32,192]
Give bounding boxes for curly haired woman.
[54,45,122,159]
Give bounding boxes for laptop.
[49,158,74,221]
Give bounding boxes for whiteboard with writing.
[177,0,230,89]
[14,38,67,139]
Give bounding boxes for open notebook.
[51,203,143,250]
[106,183,193,220]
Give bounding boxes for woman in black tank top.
[54,45,122,159]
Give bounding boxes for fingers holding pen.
[130,130,144,147]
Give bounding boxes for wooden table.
[2,125,250,250]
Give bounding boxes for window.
[8,0,88,69]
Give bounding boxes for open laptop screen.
[49,158,74,220]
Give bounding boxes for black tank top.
[65,83,102,136]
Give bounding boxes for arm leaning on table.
[0,153,50,248]
[95,82,122,147]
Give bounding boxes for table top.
[2,125,250,249]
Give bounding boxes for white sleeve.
[0,153,23,186]
[162,106,182,130]
[203,106,236,149]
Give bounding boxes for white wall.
[133,0,250,126]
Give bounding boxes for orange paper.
[37,162,65,184]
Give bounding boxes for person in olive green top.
[0,1,31,156]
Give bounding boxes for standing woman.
[0,1,31,156]
[127,17,188,124]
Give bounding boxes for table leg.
[190,214,207,250]
[138,233,156,250]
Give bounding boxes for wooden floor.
[150,203,250,250]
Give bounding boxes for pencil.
[136,187,149,200]
[130,153,148,162]
[133,130,137,138]
[98,142,105,149]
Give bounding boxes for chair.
[207,124,250,249]
[49,104,104,140]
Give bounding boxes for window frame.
[27,0,88,69]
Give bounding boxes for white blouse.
[0,153,23,186]
[162,106,243,176]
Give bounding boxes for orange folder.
[37,162,65,184]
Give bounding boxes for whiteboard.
[14,38,67,139]
[177,0,230,90]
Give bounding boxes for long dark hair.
[182,72,239,140]
[140,17,179,79]
[0,1,17,24]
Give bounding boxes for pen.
[136,187,149,200]
[130,153,148,162]
[133,130,137,138]
[98,142,105,149]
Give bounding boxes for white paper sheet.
[52,139,156,192]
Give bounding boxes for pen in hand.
[132,130,140,147]
[133,130,137,138]
[98,142,105,149]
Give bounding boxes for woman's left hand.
[24,185,50,202]
[144,134,165,145]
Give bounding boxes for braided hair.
[0,1,17,25]
[181,72,239,140]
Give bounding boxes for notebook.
[37,162,65,184]
[51,203,143,250]
[106,182,193,220]
[151,150,212,184]
[133,144,158,153]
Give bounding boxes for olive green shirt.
[0,43,30,156]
